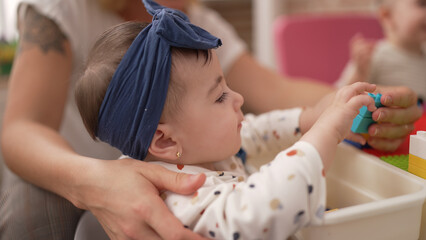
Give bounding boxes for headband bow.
[97,0,222,160]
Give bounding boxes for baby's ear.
[148,124,180,161]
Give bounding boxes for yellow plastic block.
[408,154,426,179]
[408,164,426,179]
[409,154,426,168]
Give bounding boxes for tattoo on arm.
[18,5,68,55]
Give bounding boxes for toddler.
[337,0,426,105]
[75,0,377,239]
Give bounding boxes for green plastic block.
[380,154,409,171]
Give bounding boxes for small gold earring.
[176,152,182,158]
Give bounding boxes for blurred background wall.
[203,0,376,69]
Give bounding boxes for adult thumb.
[140,162,206,194]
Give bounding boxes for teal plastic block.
[351,93,383,133]
[351,114,374,133]
[358,105,372,118]
[370,93,383,108]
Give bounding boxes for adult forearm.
[1,120,98,207]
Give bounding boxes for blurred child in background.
[337,0,426,107]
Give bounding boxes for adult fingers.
[367,137,405,152]
[102,220,161,240]
[368,122,414,139]
[125,225,162,240]
[376,85,418,108]
[99,222,116,240]
[372,103,422,125]
[138,161,206,194]
[95,204,164,240]
[145,195,209,240]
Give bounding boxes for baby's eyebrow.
[208,76,223,95]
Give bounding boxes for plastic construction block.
[380,155,408,171]
[408,160,426,179]
[351,115,374,133]
[409,131,426,159]
[409,154,426,169]
[408,131,426,178]
[351,93,383,133]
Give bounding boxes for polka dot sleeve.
[241,108,303,160]
[159,141,326,240]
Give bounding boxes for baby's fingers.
[346,132,367,145]
[350,82,376,95]
[337,82,376,102]
[347,93,376,113]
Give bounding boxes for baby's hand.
[319,82,377,144]
[347,35,375,85]
[301,82,377,172]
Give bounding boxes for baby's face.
[386,0,426,47]
[167,51,245,165]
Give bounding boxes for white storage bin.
[297,143,426,240]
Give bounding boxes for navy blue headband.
[97,0,222,160]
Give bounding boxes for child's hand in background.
[348,34,376,85]
[301,82,377,172]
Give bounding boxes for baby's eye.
[418,0,426,7]
[216,92,228,103]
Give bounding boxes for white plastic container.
[297,143,426,240]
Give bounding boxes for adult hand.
[368,86,422,151]
[75,158,208,240]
